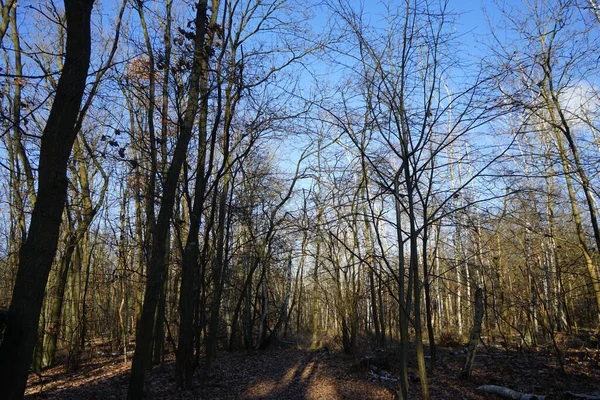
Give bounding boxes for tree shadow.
[238,349,396,400]
[25,357,131,399]
[426,345,600,399]
[22,344,600,400]
[236,350,327,399]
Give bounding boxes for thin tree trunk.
[460,287,484,378]
[394,178,409,400]
[205,104,235,371]
[311,238,321,348]
[205,178,231,368]
[257,268,268,346]
[152,241,168,366]
[311,141,324,350]
[43,220,77,368]
[422,221,437,370]
[229,256,260,351]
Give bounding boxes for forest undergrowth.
[24,334,600,400]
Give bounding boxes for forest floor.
[23,337,600,399]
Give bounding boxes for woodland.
[1,0,600,399]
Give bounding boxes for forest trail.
[23,341,600,399]
[23,345,395,399]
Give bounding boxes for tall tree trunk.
[128,2,208,397]
[176,0,220,386]
[205,26,247,366]
[0,1,94,397]
[133,0,160,370]
[311,141,324,350]
[153,0,173,370]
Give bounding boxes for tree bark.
[0,1,94,397]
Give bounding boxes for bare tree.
[488,0,600,324]
[324,0,503,397]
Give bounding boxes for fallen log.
[564,392,600,400]
[477,385,546,400]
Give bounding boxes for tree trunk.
[0,1,16,44]
[0,1,94,397]
[461,287,484,378]
[152,246,168,366]
[423,222,437,370]
[310,238,321,348]
[43,225,77,368]
[176,0,219,386]
[394,178,409,400]
[127,2,208,397]
[205,179,231,369]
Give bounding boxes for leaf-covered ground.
[24,340,600,399]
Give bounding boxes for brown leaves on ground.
[24,342,600,399]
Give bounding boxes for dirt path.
[24,346,395,399]
[215,348,394,400]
